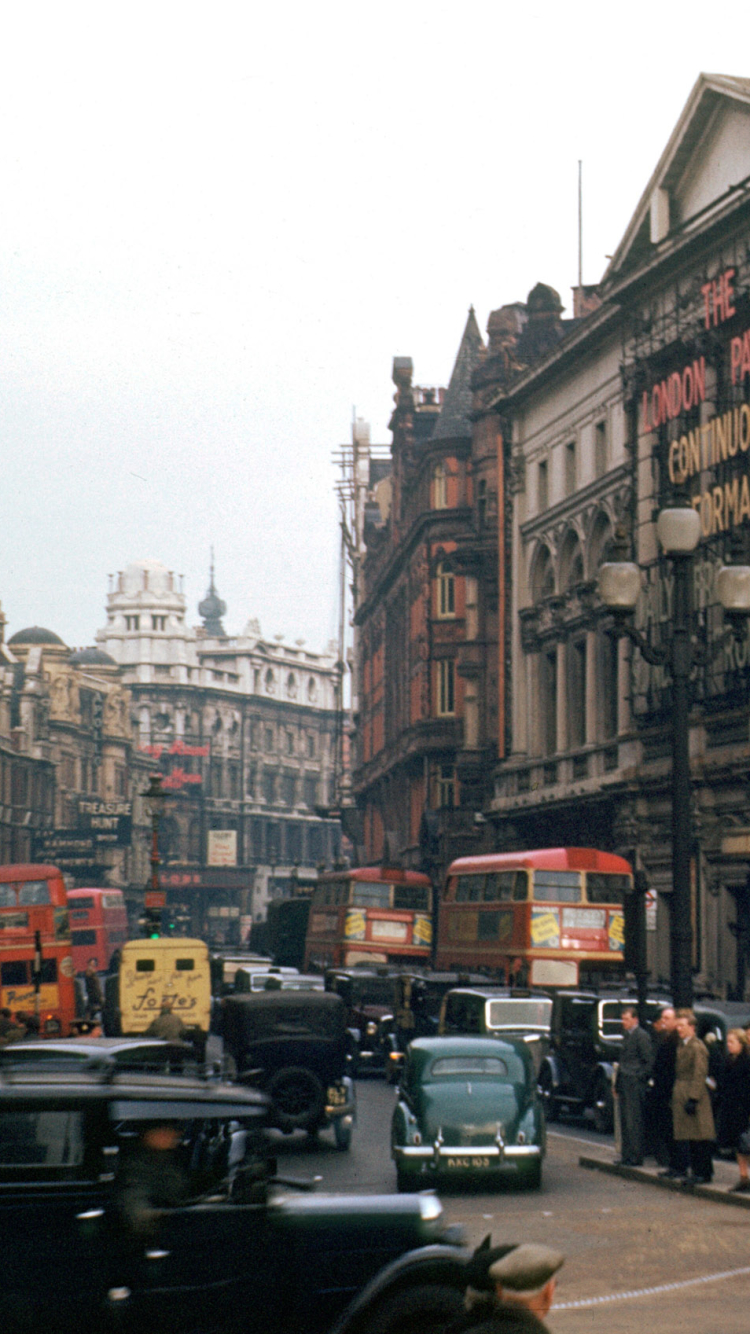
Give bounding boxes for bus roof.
[68,887,116,895]
[0,864,64,882]
[318,867,431,886]
[446,848,633,875]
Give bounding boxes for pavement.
[579,1142,750,1209]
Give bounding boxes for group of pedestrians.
[615,1003,750,1189]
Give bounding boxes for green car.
[391,1036,546,1191]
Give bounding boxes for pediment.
[603,74,750,288]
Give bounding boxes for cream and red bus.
[436,848,630,988]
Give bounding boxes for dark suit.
[648,1029,678,1166]
[616,1022,652,1165]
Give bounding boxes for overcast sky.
[0,3,747,654]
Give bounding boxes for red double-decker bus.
[304,868,433,971]
[68,887,129,973]
[0,864,76,1035]
[436,848,630,988]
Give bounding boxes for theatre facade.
[489,74,750,998]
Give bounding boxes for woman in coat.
[672,1008,715,1183]
[716,1028,750,1192]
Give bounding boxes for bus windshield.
[586,874,631,904]
[532,870,582,903]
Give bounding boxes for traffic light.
[139,907,162,938]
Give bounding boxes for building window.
[228,764,239,800]
[265,727,274,752]
[115,767,127,797]
[436,763,455,808]
[125,615,140,631]
[538,459,549,512]
[246,763,256,797]
[151,615,166,631]
[307,733,315,758]
[594,419,607,478]
[286,731,294,755]
[432,461,448,510]
[304,775,318,808]
[286,673,297,699]
[437,659,455,716]
[307,677,317,702]
[540,650,557,756]
[286,822,302,863]
[477,479,487,530]
[281,772,296,807]
[265,669,275,694]
[567,639,586,749]
[565,440,577,494]
[436,563,455,619]
[263,769,276,805]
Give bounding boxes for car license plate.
[446,1155,491,1169]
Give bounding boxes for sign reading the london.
[639,266,750,539]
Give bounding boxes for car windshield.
[487,998,552,1030]
[430,1056,510,1077]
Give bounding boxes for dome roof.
[8,626,67,647]
[68,646,117,667]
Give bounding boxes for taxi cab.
[0,1066,466,1333]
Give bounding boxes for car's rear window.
[487,999,552,1030]
[429,1056,511,1077]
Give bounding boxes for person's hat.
[489,1244,564,1292]
[463,1237,519,1292]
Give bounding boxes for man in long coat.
[615,1005,652,1165]
[672,1008,715,1183]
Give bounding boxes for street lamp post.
[599,503,750,1007]
[142,773,166,936]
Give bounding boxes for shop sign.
[78,798,132,846]
[207,830,237,867]
[34,829,102,874]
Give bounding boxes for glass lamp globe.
[598,562,642,611]
[716,564,750,613]
[656,506,701,555]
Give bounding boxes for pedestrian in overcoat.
[672,1008,715,1183]
[716,1028,750,1192]
[615,1006,652,1166]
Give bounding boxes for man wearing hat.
[449,1240,564,1333]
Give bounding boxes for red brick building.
[353,310,499,875]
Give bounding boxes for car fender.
[594,1060,615,1091]
[540,1053,562,1089]
[327,1242,471,1334]
[391,1099,409,1148]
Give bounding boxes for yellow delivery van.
[104,937,211,1058]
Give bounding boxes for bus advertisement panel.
[436,848,630,988]
[0,864,76,1035]
[68,887,129,973]
[304,868,433,971]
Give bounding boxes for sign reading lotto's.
[640,266,750,537]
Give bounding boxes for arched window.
[432,462,448,510]
[588,511,613,578]
[531,545,555,602]
[436,563,455,619]
[265,669,275,694]
[286,673,297,698]
[559,530,584,592]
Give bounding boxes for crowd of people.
[615,1004,750,1189]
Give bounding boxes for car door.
[0,1101,112,1329]
[128,1199,281,1334]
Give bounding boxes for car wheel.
[518,1158,542,1190]
[592,1074,614,1135]
[333,1117,353,1151]
[538,1067,558,1122]
[358,1282,465,1334]
[267,1067,325,1132]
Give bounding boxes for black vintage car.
[0,1066,468,1333]
[325,968,402,1073]
[221,990,357,1147]
[537,989,670,1132]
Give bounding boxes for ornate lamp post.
[599,502,750,1007]
[142,773,166,936]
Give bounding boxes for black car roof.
[0,1038,190,1057]
[0,1070,268,1121]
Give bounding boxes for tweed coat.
[672,1034,715,1141]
